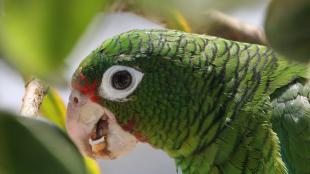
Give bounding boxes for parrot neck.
[125,97,285,174]
[155,114,283,174]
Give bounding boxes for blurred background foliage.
[105,0,267,32]
[265,0,310,62]
[0,0,105,80]
[0,0,309,173]
[0,0,308,81]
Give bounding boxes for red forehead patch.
[72,72,100,102]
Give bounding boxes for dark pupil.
[111,70,132,90]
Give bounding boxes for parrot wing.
[272,80,310,174]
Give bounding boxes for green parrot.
[66,29,310,174]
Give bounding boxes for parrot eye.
[111,70,132,90]
[99,65,143,101]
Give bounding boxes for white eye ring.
[99,65,143,101]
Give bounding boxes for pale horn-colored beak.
[66,90,104,157]
[66,90,137,159]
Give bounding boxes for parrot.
[66,29,310,174]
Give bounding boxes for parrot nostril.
[73,97,79,104]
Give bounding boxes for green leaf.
[84,156,101,174]
[40,87,66,130]
[0,112,86,174]
[0,0,104,79]
[265,0,310,62]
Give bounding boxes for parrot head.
[67,30,206,159]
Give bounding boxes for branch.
[106,1,267,45]
[195,11,267,45]
[20,78,48,117]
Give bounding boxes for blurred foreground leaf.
[265,0,310,62]
[0,0,104,80]
[40,87,66,130]
[0,112,86,174]
[84,156,101,174]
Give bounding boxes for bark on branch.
[192,10,267,45]
[20,78,48,117]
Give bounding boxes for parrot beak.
[66,90,137,159]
